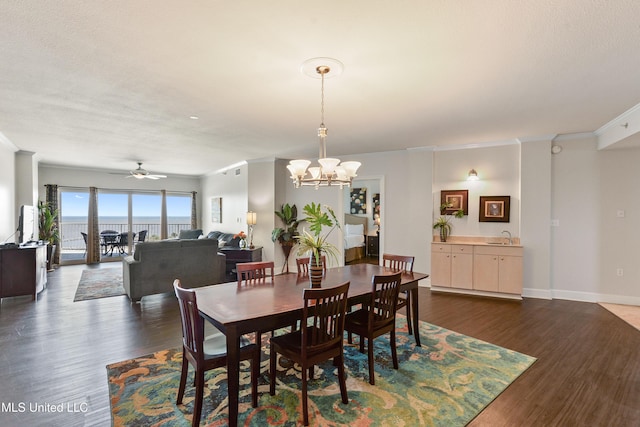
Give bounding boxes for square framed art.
[479,196,510,222]
[440,190,469,215]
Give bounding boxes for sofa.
[206,230,242,248]
[122,238,226,302]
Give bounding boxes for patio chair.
[81,232,88,257]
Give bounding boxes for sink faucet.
[501,230,512,245]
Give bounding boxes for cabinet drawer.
[431,244,451,253]
[474,245,523,257]
[450,244,473,254]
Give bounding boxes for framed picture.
[440,190,468,215]
[350,187,367,214]
[479,196,510,222]
[211,197,222,223]
[372,193,380,221]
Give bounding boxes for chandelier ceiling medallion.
[287,58,361,189]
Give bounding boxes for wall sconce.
[246,211,257,249]
[467,169,479,181]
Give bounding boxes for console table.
[219,247,263,276]
[0,244,47,300]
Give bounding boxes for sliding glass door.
[58,188,194,265]
[59,189,90,264]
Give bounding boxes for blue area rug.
[107,316,536,426]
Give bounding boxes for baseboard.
[419,281,637,305]
[430,286,522,301]
[522,288,553,300]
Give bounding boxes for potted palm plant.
[433,203,464,242]
[295,203,341,287]
[271,203,300,273]
[38,201,59,271]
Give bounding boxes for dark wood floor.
[0,264,638,426]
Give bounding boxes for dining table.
[195,263,429,427]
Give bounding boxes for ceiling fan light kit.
[127,162,167,180]
[287,58,361,189]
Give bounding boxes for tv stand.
[0,244,47,300]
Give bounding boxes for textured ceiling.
[2,1,640,177]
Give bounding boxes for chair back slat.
[237,261,275,284]
[382,253,414,273]
[174,280,205,358]
[368,273,402,330]
[301,282,350,357]
[296,255,327,275]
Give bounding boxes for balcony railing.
[60,222,191,250]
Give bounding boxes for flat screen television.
[18,205,35,244]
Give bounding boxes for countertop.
[432,236,522,247]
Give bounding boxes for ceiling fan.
[127,162,167,180]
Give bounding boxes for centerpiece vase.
[309,253,324,288]
[439,228,449,242]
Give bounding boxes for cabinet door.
[473,254,499,292]
[498,255,523,294]
[431,252,451,287]
[451,253,473,289]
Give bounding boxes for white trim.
[431,138,520,152]
[553,132,595,142]
[430,286,523,301]
[0,131,18,152]
[522,288,553,300]
[594,102,640,136]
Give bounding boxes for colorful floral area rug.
[106,317,536,426]
[73,268,125,301]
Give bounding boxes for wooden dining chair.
[236,260,275,283]
[344,272,402,385]
[236,261,276,344]
[295,255,326,275]
[382,253,415,335]
[174,280,260,427]
[269,281,350,426]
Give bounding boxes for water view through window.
[59,189,191,263]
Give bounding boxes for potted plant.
[433,203,464,242]
[38,201,59,271]
[271,203,300,273]
[295,203,341,286]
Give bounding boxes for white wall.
[0,142,17,242]
[281,150,433,276]
[247,160,277,265]
[551,136,640,304]
[433,144,521,238]
[201,164,248,236]
[38,164,202,234]
[26,138,640,305]
[521,138,553,298]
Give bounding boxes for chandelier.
[287,59,361,189]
